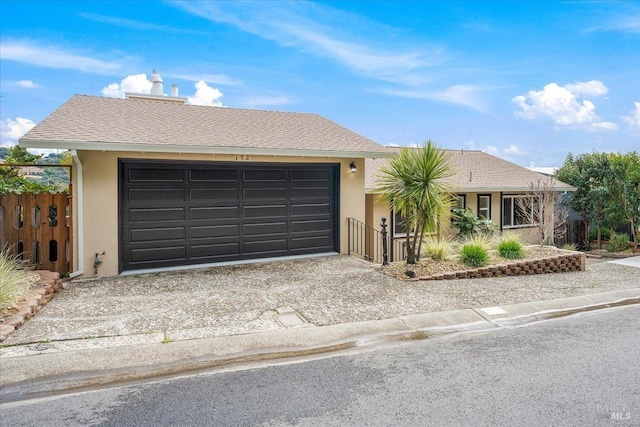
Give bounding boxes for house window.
[393,209,411,237]
[502,195,536,228]
[477,195,491,219]
[453,195,466,209]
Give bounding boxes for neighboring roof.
[20,95,391,158]
[366,148,575,193]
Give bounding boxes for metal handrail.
[347,217,405,264]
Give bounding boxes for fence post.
[381,217,389,266]
[347,218,351,255]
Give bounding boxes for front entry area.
[119,160,339,272]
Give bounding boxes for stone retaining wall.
[0,271,64,342]
[413,252,585,281]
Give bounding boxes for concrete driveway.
[4,254,640,346]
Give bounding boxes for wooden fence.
[1,193,72,274]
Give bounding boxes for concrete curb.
[1,288,638,402]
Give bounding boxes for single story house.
[20,88,391,277]
[365,148,575,243]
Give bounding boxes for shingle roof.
[366,148,575,192]
[20,95,390,158]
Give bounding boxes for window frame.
[502,194,537,229]
[477,194,491,220]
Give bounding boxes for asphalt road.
[2,305,638,426]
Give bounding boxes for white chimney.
[171,84,178,97]
[150,69,164,95]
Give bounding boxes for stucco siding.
[76,151,365,277]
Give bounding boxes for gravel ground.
[3,254,639,345]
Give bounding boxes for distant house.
[20,74,391,277]
[365,148,575,244]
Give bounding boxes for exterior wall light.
[350,161,357,173]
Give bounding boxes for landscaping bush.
[423,238,453,260]
[606,232,629,252]
[588,228,611,241]
[460,243,489,267]
[498,235,525,259]
[0,249,31,312]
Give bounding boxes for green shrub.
[606,233,629,252]
[0,250,31,312]
[460,244,489,267]
[423,238,453,260]
[498,236,525,259]
[588,228,611,241]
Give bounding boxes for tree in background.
[516,178,568,246]
[557,151,638,251]
[375,141,454,264]
[609,152,640,251]
[0,146,69,193]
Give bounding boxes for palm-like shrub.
[375,141,454,264]
[498,235,525,259]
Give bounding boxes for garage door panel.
[291,187,330,198]
[291,203,331,216]
[244,169,287,182]
[130,227,185,243]
[129,208,185,223]
[291,236,332,250]
[243,187,287,200]
[131,246,186,263]
[190,206,239,220]
[129,168,185,182]
[189,169,239,182]
[243,205,287,218]
[244,239,288,254]
[190,224,239,239]
[291,169,330,181]
[128,188,185,202]
[243,222,288,236]
[121,161,338,272]
[190,188,239,200]
[191,243,240,258]
[291,219,331,233]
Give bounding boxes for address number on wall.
[234,155,251,161]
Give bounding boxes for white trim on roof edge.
[366,186,576,193]
[19,139,393,159]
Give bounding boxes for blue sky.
[1,0,638,167]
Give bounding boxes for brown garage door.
[119,160,339,272]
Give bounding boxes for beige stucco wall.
[366,191,541,244]
[75,151,365,277]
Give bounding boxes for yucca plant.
[0,249,31,312]
[498,234,525,259]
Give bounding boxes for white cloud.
[512,81,617,132]
[1,117,36,146]
[173,1,444,79]
[166,72,240,86]
[1,40,121,74]
[102,73,152,98]
[16,80,38,89]
[564,80,608,97]
[622,101,640,135]
[503,144,527,155]
[187,81,224,106]
[378,85,488,112]
[386,143,400,147]
[484,145,499,155]
[464,140,477,150]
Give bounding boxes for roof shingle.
[366,148,575,192]
[21,95,390,157]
